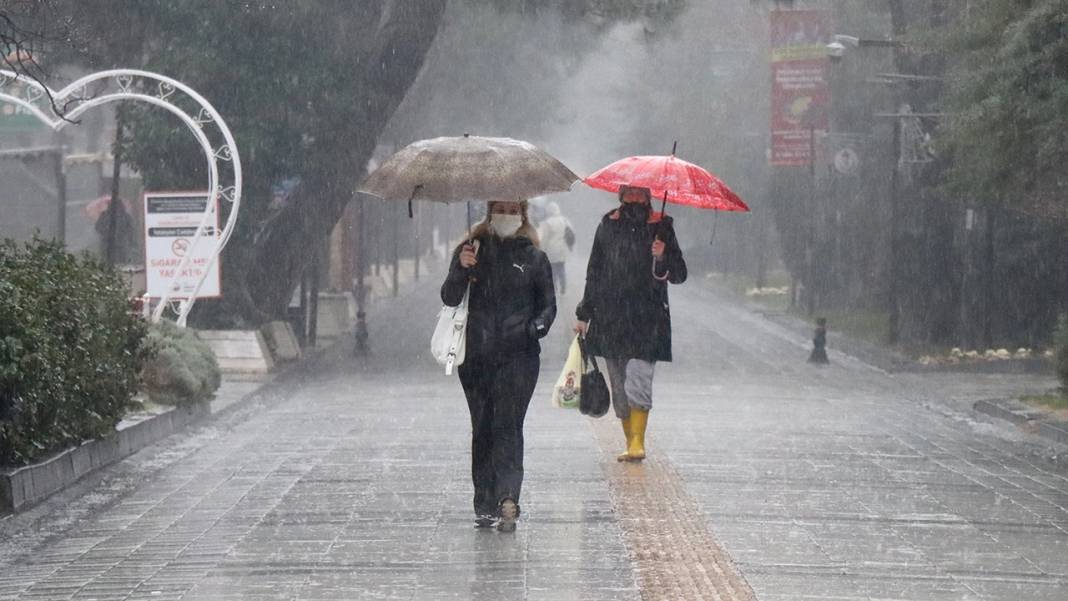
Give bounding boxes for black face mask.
[620,202,650,222]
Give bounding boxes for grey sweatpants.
[604,358,656,419]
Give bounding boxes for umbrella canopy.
[585,154,750,213]
[358,135,579,211]
[83,195,133,221]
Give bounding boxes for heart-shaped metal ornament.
[0,69,243,326]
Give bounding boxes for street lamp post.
[806,122,818,316]
[353,195,369,356]
[825,34,920,345]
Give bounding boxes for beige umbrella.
[358,134,579,224]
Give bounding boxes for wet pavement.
[1,263,1066,600]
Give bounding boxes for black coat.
[576,207,687,362]
[441,234,557,361]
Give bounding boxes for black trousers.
[458,353,540,515]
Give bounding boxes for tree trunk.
[236,0,447,323]
[982,207,996,349]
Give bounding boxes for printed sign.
[770,10,830,166]
[0,82,46,132]
[143,192,221,299]
[834,147,860,175]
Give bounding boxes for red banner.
[770,10,830,166]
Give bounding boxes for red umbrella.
[584,144,750,214]
[585,143,749,280]
[83,195,133,221]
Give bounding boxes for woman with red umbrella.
[575,147,748,462]
[574,184,687,462]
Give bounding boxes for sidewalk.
[0,277,640,601]
[3,265,1067,600]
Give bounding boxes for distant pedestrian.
[441,200,557,531]
[574,185,687,462]
[95,198,135,264]
[537,201,576,294]
[808,317,829,364]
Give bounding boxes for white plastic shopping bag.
[551,336,583,408]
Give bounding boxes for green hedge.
[0,239,148,466]
[1055,314,1068,392]
[141,320,221,406]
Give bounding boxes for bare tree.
[0,1,75,117]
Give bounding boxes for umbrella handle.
[657,191,669,240]
[653,189,670,280]
[652,257,670,282]
[407,185,423,219]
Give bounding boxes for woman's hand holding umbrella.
[459,243,479,269]
[651,239,666,260]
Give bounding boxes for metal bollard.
[353,310,369,356]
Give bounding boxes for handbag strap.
[457,280,471,312]
[576,335,600,374]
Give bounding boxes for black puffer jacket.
[576,206,687,362]
[441,234,556,360]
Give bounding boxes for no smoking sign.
[144,192,221,299]
[171,238,190,257]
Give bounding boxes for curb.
[913,357,1053,376]
[3,268,486,515]
[1,402,209,514]
[974,399,1068,447]
[0,349,324,515]
[733,289,1052,376]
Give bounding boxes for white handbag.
[431,279,474,373]
[431,281,471,375]
[432,240,480,375]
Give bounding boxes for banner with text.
[143,192,221,299]
[770,10,830,166]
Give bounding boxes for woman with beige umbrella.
[359,135,578,531]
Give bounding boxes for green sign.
[0,84,46,132]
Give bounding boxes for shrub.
[0,239,148,466]
[141,320,221,407]
[1055,314,1068,392]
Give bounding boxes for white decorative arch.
[0,69,242,327]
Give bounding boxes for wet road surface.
[1,262,1065,600]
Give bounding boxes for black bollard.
[353,310,369,356]
[808,317,829,364]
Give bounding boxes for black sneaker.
[474,514,497,529]
[497,499,519,532]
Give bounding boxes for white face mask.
[492,214,523,237]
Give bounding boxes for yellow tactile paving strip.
[592,417,758,601]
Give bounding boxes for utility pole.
[353,196,369,356]
[887,115,901,345]
[392,203,400,297]
[806,123,817,316]
[51,140,67,245]
[308,240,321,348]
[413,202,420,282]
[885,0,908,346]
[105,107,125,265]
[982,207,996,349]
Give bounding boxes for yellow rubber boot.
[616,415,634,462]
[625,408,648,462]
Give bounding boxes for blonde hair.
[466,200,540,248]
